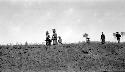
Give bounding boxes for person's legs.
[103,39,105,44]
[118,39,120,43]
[53,39,56,45]
[101,39,105,44]
[101,39,104,44]
[46,41,48,46]
[101,39,103,44]
[117,38,120,43]
[55,40,58,45]
[48,39,51,46]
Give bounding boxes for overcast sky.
[0,0,125,44]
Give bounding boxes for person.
[86,37,90,43]
[52,29,58,45]
[45,31,51,46]
[58,36,62,44]
[116,32,121,43]
[101,32,105,44]
[83,33,89,43]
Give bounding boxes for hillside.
[1,42,125,72]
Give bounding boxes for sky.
[0,0,125,44]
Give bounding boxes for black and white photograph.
[0,0,125,72]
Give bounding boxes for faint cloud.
[62,27,73,42]
[10,26,21,33]
[64,8,75,17]
[77,19,81,23]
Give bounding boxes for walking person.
[101,32,105,44]
[115,32,121,43]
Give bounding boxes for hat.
[52,29,56,32]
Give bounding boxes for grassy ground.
[1,42,125,72]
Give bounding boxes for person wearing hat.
[58,36,62,45]
[45,31,51,46]
[115,32,121,43]
[52,29,58,45]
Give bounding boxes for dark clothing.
[116,34,121,43]
[45,35,51,46]
[52,33,58,45]
[58,38,62,44]
[86,38,90,43]
[101,34,105,39]
[45,39,51,46]
[101,34,105,44]
[116,34,121,39]
[101,39,105,44]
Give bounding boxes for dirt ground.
[1,42,125,72]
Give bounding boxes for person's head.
[58,36,61,39]
[116,32,119,34]
[52,29,56,33]
[102,32,103,34]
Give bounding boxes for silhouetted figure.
[58,36,62,44]
[52,29,58,45]
[83,33,90,43]
[101,32,105,44]
[116,32,121,43]
[45,31,51,46]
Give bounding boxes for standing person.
[86,37,90,44]
[116,32,121,43]
[45,31,51,46]
[58,36,62,45]
[52,29,58,45]
[83,33,89,43]
[101,32,105,44]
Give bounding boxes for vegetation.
[1,42,125,72]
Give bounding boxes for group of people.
[45,29,62,46]
[46,30,123,46]
[83,32,123,44]
[101,32,122,44]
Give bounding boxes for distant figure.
[101,32,105,44]
[83,33,88,38]
[116,32,121,43]
[52,29,58,45]
[86,37,90,43]
[45,31,51,46]
[58,36,62,44]
[83,33,90,43]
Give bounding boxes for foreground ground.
[1,42,125,72]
